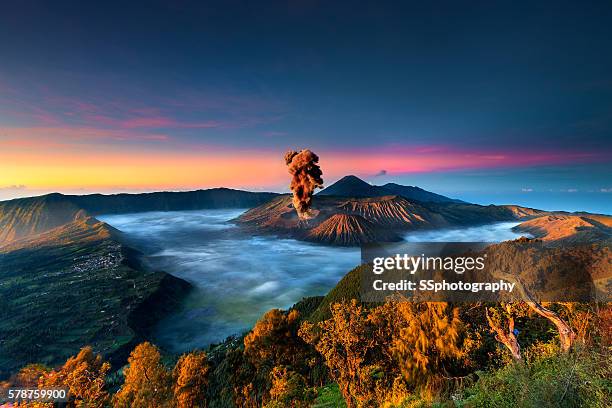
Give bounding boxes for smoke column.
[284,149,324,219]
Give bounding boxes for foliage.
[8,347,110,408]
[302,300,470,407]
[307,266,363,323]
[313,383,347,407]
[389,302,465,396]
[41,346,110,408]
[290,296,325,321]
[302,300,382,407]
[14,364,51,387]
[113,342,172,407]
[198,308,322,407]
[173,351,210,408]
[457,346,612,408]
[244,309,304,369]
[263,366,316,408]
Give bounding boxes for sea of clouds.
[99,210,525,352]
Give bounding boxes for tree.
[300,300,380,408]
[264,366,315,408]
[15,364,50,387]
[486,303,524,361]
[173,351,210,408]
[41,346,110,408]
[113,342,172,408]
[499,272,576,353]
[390,302,465,396]
[244,309,306,369]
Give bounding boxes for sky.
[0,1,611,212]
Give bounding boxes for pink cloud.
[121,116,222,129]
[321,145,611,176]
[0,126,169,145]
[0,79,285,134]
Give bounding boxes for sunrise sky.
[1,1,611,212]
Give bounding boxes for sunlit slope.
[0,193,87,244]
[514,214,612,244]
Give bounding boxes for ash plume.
[284,149,324,219]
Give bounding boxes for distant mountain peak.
[339,174,368,183]
[317,175,464,203]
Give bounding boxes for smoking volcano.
[284,149,324,219]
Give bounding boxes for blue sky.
[0,1,610,212]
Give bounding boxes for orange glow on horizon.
[1,142,605,194]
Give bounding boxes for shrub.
[457,346,612,407]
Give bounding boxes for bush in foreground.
[456,346,612,408]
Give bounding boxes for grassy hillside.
[0,219,191,378]
[307,265,363,323]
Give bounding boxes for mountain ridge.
[317,175,464,203]
[0,188,279,246]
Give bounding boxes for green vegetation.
[457,347,612,407]
[308,265,362,323]
[0,223,190,378]
[6,300,608,407]
[313,384,346,407]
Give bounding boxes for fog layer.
[99,211,524,352]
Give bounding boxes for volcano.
[237,176,548,245]
[317,175,464,203]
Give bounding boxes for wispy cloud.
[0,78,287,147]
[373,169,387,177]
[0,184,27,191]
[0,127,169,147]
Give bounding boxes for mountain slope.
[513,214,612,244]
[317,175,390,197]
[317,175,462,203]
[0,193,87,244]
[381,182,465,203]
[0,215,191,378]
[68,188,279,215]
[336,195,447,228]
[305,214,401,245]
[0,189,279,247]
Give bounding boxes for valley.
[0,177,609,380]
